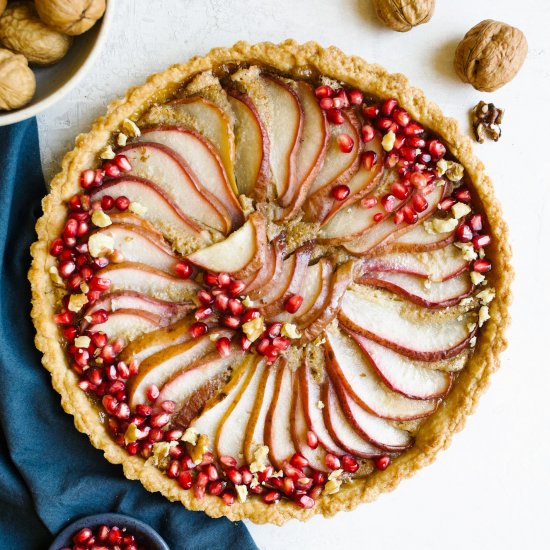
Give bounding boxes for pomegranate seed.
[62,326,77,341]
[381,98,398,116]
[89,309,109,325]
[337,134,354,153]
[218,272,232,287]
[326,109,344,125]
[115,402,130,420]
[229,279,246,296]
[126,441,140,455]
[241,308,260,323]
[360,125,375,145]
[325,453,341,470]
[96,525,110,542]
[150,413,170,428]
[391,182,409,200]
[49,238,65,256]
[256,337,270,355]
[92,256,109,269]
[203,463,219,481]
[283,463,304,480]
[334,89,349,108]
[221,315,240,329]
[331,184,350,201]
[284,294,304,313]
[100,195,114,211]
[73,527,93,544]
[240,466,253,485]
[385,151,399,168]
[114,196,130,211]
[220,455,238,468]
[454,187,472,203]
[314,85,334,99]
[68,195,82,212]
[265,346,279,363]
[472,234,491,249]
[178,470,193,489]
[381,194,398,212]
[456,223,473,242]
[58,260,76,278]
[113,154,131,172]
[348,89,363,105]
[295,494,315,509]
[103,162,120,178]
[267,322,282,338]
[392,107,410,127]
[392,133,406,150]
[263,491,281,504]
[470,214,483,231]
[214,293,229,311]
[411,194,428,212]
[472,259,492,273]
[427,139,446,159]
[409,172,427,189]
[174,260,192,279]
[135,404,152,417]
[373,212,384,222]
[400,146,419,162]
[319,97,333,110]
[54,309,74,325]
[80,169,96,189]
[197,289,213,305]
[208,479,226,496]
[239,334,252,351]
[160,400,176,413]
[221,491,235,506]
[306,431,319,449]
[88,276,111,292]
[195,306,213,321]
[402,205,418,224]
[332,97,344,110]
[258,465,274,482]
[189,322,208,339]
[204,272,218,286]
[146,384,159,401]
[290,453,309,469]
[375,456,391,470]
[363,104,379,118]
[341,454,359,473]
[280,477,295,495]
[361,196,377,209]
[438,197,456,211]
[216,337,231,357]
[361,151,378,172]
[63,219,78,238]
[393,210,405,225]
[376,117,393,131]
[272,336,290,350]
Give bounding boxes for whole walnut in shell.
[35,0,106,36]
[373,0,435,32]
[0,48,36,110]
[454,20,528,92]
[0,2,72,66]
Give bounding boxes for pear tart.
[29,41,511,524]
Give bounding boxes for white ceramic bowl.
[0,1,114,127]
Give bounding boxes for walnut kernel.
[373,0,435,32]
[35,0,105,36]
[0,48,35,110]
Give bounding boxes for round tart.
[29,41,512,524]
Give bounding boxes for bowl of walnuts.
[0,0,113,126]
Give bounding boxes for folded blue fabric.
[0,119,258,550]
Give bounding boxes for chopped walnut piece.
[472,101,504,143]
[189,434,209,464]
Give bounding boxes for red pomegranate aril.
[313,471,327,486]
[405,135,426,148]
[86,367,103,386]
[160,400,176,413]
[92,256,109,269]
[220,455,237,468]
[472,259,492,273]
[50,238,64,256]
[202,463,218,481]
[115,402,130,420]
[381,194,398,213]
[381,98,398,116]
[283,463,304,480]
[412,194,428,213]
[214,293,229,311]
[225,466,243,485]
[363,104,379,118]
[197,289,213,305]
[114,196,130,211]
[63,326,77,341]
[88,276,111,292]
[96,525,110,542]
[74,348,90,367]
[178,470,193,489]
[282,477,295,496]
[402,205,419,224]
[319,97,333,110]
[239,334,252,351]
[409,172,427,189]
[204,272,218,286]
[73,527,93,544]
[100,195,114,210]
[404,121,424,136]
[393,133,406,150]
[102,162,120,178]
[290,453,309,469]
[341,454,359,473]
[309,485,323,499]
[126,441,139,455]
[208,479,226,496]
[265,346,279,363]
[385,151,399,168]
[76,221,89,237]
[67,273,82,291]
[195,306,213,321]
[221,315,240,329]
[391,182,409,200]
[456,223,473,242]
[239,466,253,485]
[393,210,405,225]
[266,322,282,338]
[331,97,344,110]
[375,456,391,470]
[467,215,482,233]
[257,465,274,482]
[146,384,159,401]
[392,107,410,127]
[189,321,208,339]
[241,308,260,323]
[135,404,152,417]
[174,260,192,279]
[229,279,246,296]
[326,108,344,125]
[75,253,87,268]
[80,266,93,281]
[216,336,232,357]
[99,344,115,362]
[296,477,313,491]
[272,336,290,350]
[348,89,363,105]
[376,117,393,131]
[104,364,117,381]
[284,294,303,313]
[373,212,384,222]
[221,491,235,506]
[68,195,81,212]
[63,218,78,238]
[325,453,341,470]
[63,235,76,248]
[314,85,333,99]
[362,151,378,171]
[454,187,472,203]
[400,145,419,162]
[58,260,76,278]
[473,234,491,249]
[263,491,281,504]
[361,196,377,209]
[80,169,95,189]
[438,197,456,211]
[331,184,350,201]
[427,139,446,159]
[150,412,170,428]
[90,309,109,325]
[107,526,123,544]
[256,337,270,355]
[113,154,131,172]
[306,430,319,450]
[216,272,230,287]
[334,89,349,108]
[337,133,354,153]
[295,494,315,509]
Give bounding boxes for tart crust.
[29,40,512,525]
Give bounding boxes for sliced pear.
[138,126,243,229]
[252,255,295,308]
[296,258,333,328]
[97,262,199,302]
[389,222,455,253]
[249,234,286,301]
[357,270,473,308]
[186,212,267,280]
[325,325,437,420]
[108,212,164,236]
[121,142,230,233]
[88,309,164,343]
[227,90,270,200]
[244,237,277,294]
[339,288,476,361]
[216,357,267,466]
[264,360,296,468]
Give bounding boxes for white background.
[37,1,550,548]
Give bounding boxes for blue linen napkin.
[0,119,258,550]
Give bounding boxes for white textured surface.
[37,1,550,548]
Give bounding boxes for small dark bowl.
[48,513,170,550]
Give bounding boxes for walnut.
[0,0,6,18]
[471,101,504,143]
[35,0,105,36]
[373,0,435,32]
[454,20,527,92]
[0,2,72,66]
[0,48,35,110]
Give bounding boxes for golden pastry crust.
[28,40,513,525]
